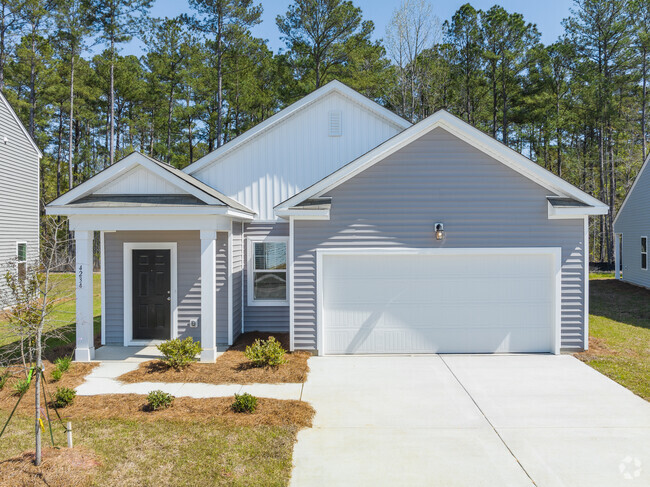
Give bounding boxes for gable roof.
[182,80,411,176]
[276,110,608,215]
[47,151,254,215]
[0,91,42,158]
[613,153,650,226]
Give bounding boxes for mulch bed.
[0,447,100,487]
[0,361,98,414]
[49,394,314,427]
[117,332,311,385]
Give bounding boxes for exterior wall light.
[435,223,445,241]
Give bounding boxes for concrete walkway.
[75,360,304,400]
[290,355,650,487]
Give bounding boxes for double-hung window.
[642,237,648,270]
[248,237,288,306]
[16,242,26,280]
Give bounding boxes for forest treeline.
[3,0,647,262]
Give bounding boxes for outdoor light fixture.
[435,223,445,241]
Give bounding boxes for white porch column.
[200,231,217,362]
[74,230,95,361]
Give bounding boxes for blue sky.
[118,0,574,56]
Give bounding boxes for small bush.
[0,372,8,390]
[54,356,72,373]
[52,387,76,408]
[157,337,202,370]
[51,369,62,382]
[244,336,287,367]
[147,390,174,411]
[232,393,258,413]
[12,379,30,396]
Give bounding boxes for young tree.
[0,218,72,466]
[87,0,152,166]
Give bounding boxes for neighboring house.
[46,81,608,361]
[0,92,42,306]
[614,155,650,287]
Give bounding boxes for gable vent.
[328,110,342,137]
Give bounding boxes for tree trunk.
[642,47,647,162]
[34,328,42,466]
[216,10,223,148]
[109,34,115,165]
[68,53,75,190]
[29,26,36,137]
[556,94,562,177]
[56,107,63,197]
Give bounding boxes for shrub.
[232,393,258,413]
[157,337,202,370]
[12,378,30,396]
[0,371,8,390]
[147,390,174,411]
[51,369,62,382]
[244,336,287,367]
[54,356,72,373]
[52,387,76,408]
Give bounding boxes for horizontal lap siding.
[104,231,202,344]
[232,222,243,341]
[0,99,40,306]
[243,222,290,332]
[614,161,650,288]
[294,128,586,351]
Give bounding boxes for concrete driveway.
[290,355,650,487]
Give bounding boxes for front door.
[132,249,171,340]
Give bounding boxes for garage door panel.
[322,252,556,354]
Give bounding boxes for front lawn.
[577,275,650,401]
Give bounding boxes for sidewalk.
[75,361,304,400]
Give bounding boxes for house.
[613,155,650,287]
[46,81,608,361]
[0,92,42,305]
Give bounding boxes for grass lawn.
[0,413,300,486]
[579,274,650,401]
[0,272,101,353]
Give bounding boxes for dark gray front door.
[132,249,171,340]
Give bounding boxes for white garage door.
[321,250,558,354]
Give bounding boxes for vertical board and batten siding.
[243,222,290,332]
[96,165,184,195]
[104,230,230,345]
[293,128,586,351]
[192,91,404,220]
[231,222,243,340]
[0,98,40,305]
[614,160,650,288]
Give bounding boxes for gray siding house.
[46,81,607,361]
[614,155,650,287]
[0,93,42,306]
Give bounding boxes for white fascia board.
[277,111,608,212]
[68,214,233,232]
[0,92,42,158]
[275,208,330,220]
[47,152,226,207]
[547,201,609,219]
[46,205,246,216]
[614,153,650,227]
[183,80,411,176]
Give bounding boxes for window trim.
[16,241,27,278]
[642,236,648,271]
[247,236,289,307]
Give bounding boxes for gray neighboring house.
[614,155,650,287]
[0,92,42,306]
[46,81,608,361]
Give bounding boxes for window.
[248,238,288,305]
[642,237,647,270]
[16,242,26,280]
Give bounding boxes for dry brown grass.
[0,447,100,487]
[118,332,311,385]
[49,394,314,427]
[0,361,97,414]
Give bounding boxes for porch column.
[200,231,217,362]
[74,230,95,361]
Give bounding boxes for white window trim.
[15,241,27,276]
[642,236,648,271]
[247,236,289,307]
[123,242,178,346]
